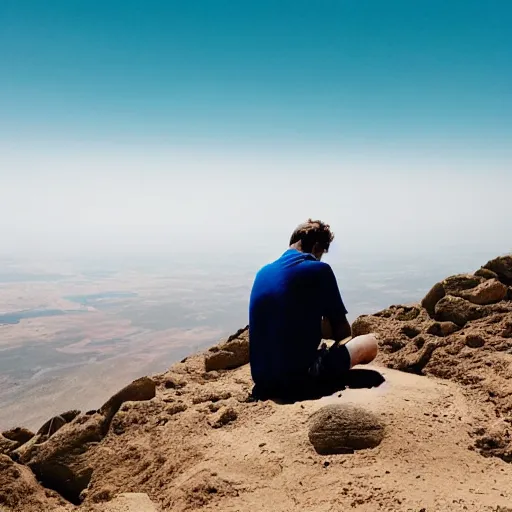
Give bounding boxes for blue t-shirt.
[249,248,348,390]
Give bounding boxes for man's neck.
[289,243,321,260]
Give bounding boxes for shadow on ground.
[251,369,386,405]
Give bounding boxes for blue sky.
[0,1,511,258]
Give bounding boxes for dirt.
[2,255,512,512]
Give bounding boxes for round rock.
[308,404,385,455]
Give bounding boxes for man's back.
[249,248,347,392]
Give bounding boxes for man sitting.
[249,219,378,401]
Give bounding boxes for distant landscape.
[0,248,503,430]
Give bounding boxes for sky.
[0,1,511,261]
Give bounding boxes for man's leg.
[344,333,379,367]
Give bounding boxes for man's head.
[289,219,335,260]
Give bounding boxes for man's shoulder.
[300,258,332,272]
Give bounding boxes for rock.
[0,427,35,455]
[0,434,18,455]
[308,404,385,455]
[351,315,378,337]
[0,454,68,511]
[14,376,157,506]
[19,413,106,504]
[421,282,446,318]
[100,376,156,426]
[474,419,512,463]
[37,415,67,437]
[442,274,484,295]
[426,321,460,337]
[457,279,508,305]
[165,402,188,415]
[434,296,487,326]
[205,329,249,371]
[465,334,485,348]
[60,410,81,423]
[204,350,236,371]
[483,255,512,286]
[395,306,420,321]
[12,433,45,462]
[2,426,35,445]
[192,390,232,404]
[392,338,439,375]
[475,268,499,280]
[163,375,187,389]
[211,407,238,428]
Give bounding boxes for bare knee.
[346,333,379,367]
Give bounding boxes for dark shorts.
[252,342,352,403]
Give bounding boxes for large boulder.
[442,274,484,295]
[434,296,487,326]
[100,377,156,426]
[457,279,508,305]
[421,282,446,318]
[0,427,35,456]
[483,255,512,286]
[308,404,385,455]
[351,315,380,337]
[2,426,34,445]
[205,327,249,371]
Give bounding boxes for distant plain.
[0,248,500,429]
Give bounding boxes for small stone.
[465,334,485,348]
[164,376,186,389]
[426,321,460,337]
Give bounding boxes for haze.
[0,0,510,428]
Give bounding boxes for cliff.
[1,255,512,512]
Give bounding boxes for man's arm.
[320,264,351,342]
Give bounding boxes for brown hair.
[289,219,335,254]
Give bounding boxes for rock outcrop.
[354,254,512,462]
[12,377,157,505]
[204,325,249,371]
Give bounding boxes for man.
[249,219,378,401]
